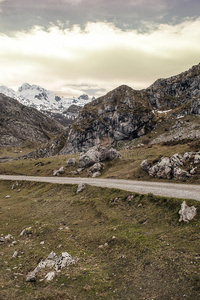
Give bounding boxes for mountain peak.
[18,83,31,92]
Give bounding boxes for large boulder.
[87,163,103,177]
[78,146,121,169]
[99,147,121,161]
[78,147,100,168]
[179,201,197,223]
[66,158,76,167]
[76,183,86,194]
[53,166,65,176]
[148,157,173,179]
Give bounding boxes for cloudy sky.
[0,0,200,97]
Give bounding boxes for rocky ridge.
[61,63,200,153]
[145,63,200,110]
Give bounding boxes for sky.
[0,0,200,98]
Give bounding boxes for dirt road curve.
[0,175,200,201]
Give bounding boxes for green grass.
[0,180,200,299]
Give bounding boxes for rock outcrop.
[26,251,75,282]
[146,63,200,110]
[78,146,121,169]
[141,151,200,180]
[61,85,155,153]
[60,63,200,154]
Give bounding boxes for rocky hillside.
[62,85,155,153]
[146,63,200,110]
[0,93,64,147]
[60,63,200,153]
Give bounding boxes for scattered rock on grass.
[53,166,65,176]
[20,227,32,236]
[76,183,86,194]
[45,271,56,281]
[26,251,74,282]
[179,201,197,223]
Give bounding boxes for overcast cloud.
[0,0,200,97]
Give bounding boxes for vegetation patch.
[0,180,200,299]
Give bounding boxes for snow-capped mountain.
[0,83,93,113]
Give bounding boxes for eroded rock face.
[146,63,200,110]
[179,201,197,223]
[61,85,154,153]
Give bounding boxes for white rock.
[12,251,18,258]
[55,252,75,271]
[140,159,150,172]
[92,171,101,178]
[190,167,197,175]
[53,166,65,176]
[76,183,86,194]
[26,271,36,282]
[194,154,200,164]
[45,271,56,281]
[173,168,191,180]
[179,201,197,223]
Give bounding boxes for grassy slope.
[0,180,200,299]
[0,141,199,184]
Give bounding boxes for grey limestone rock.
[87,163,103,177]
[78,147,100,168]
[92,171,101,178]
[53,166,65,176]
[179,201,197,223]
[140,159,150,172]
[173,167,191,180]
[143,151,199,180]
[148,157,173,179]
[76,183,86,194]
[66,158,76,167]
[26,251,74,282]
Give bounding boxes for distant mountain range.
[0,83,94,112]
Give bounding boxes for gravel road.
[0,175,200,201]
